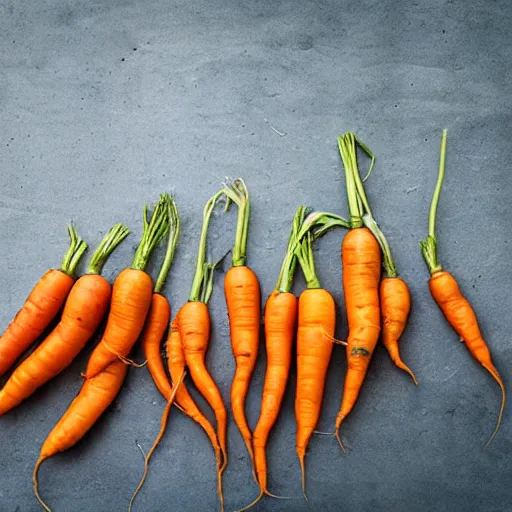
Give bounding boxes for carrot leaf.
[60,225,88,277]
[132,194,171,271]
[87,223,130,275]
[420,129,448,274]
[154,197,180,293]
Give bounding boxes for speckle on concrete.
[1,0,511,511]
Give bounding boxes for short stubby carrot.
[421,129,505,446]
[0,226,87,377]
[0,224,128,415]
[33,360,128,511]
[380,276,417,384]
[84,195,173,378]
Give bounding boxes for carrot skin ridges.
[84,268,153,378]
[142,293,172,399]
[253,290,297,493]
[0,269,74,377]
[224,266,261,466]
[337,228,381,429]
[380,277,418,384]
[41,359,128,458]
[296,288,336,463]
[179,301,228,470]
[0,274,112,415]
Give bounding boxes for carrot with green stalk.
[222,178,261,475]
[340,134,418,385]
[420,129,505,446]
[0,226,87,377]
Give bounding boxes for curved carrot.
[223,179,261,475]
[166,315,223,509]
[33,360,128,512]
[335,133,382,447]
[0,224,129,415]
[0,226,87,377]
[84,195,173,378]
[142,197,180,398]
[420,129,505,446]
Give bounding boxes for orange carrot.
[0,226,87,377]
[420,129,505,446]
[166,314,223,509]
[0,224,129,415]
[178,190,228,509]
[294,231,336,499]
[33,360,128,512]
[335,133,382,448]
[84,195,173,379]
[222,179,261,474]
[141,198,179,398]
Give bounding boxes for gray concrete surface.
[1,0,511,510]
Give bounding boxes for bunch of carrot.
[0,130,506,512]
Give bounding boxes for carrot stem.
[60,225,88,277]
[154,197,180,293]
[223,178,250,267]
[87,223,130,275]
[420,129,448,274]
[131,194,171,271]
[362,214,397,278]
[296,231,320,289]
[189,190,224,302]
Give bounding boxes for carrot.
[294,231,336,499]
[0,224,129,415]
[420,129,505,446]
[0,225,87,377]
[179,190,228,509]
[128,371,185,512]
[83,194,173,379]
[346,143,418,385]
[33,359,128,512]
[166,314,223,509]
[222,179,261,476]
[242,206,304,510]
[141,198,180,399]
[335,132,382,448]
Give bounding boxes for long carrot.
[166,314,223,509]
[222,179,261,476]
[335,132,382,448]
[420,129,505,446]
[294,231,336,499]
[179,190,228,509]
[33,360,128,512]
[242,206,305,510]
[0,226,87,377]
[0,224,129,415]
[141,197,180,399]
[83,195,172,379]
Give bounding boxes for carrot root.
[334,427,346,454]
[128,371,184,512]
[298,452,308,501]
[394,359,419,385]
[33,456,51,512]
[236,490,263,512]
[483,363,506,448]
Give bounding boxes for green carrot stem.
[296,231,320,289]
[60,225,88,278]
[276,206,309,293]
[189,190,224,303]
[87,223,130,275]
[420,129,448,275]
[154,197,180,293]
[131,194,171,271]
[222,178,250,267]
[363,214,397,278]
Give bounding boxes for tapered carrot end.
[236,489,264,512]
[33,455,51,512]
[297,452,308,501]
[484,364,506,448]
[216,460,225,512]
[395,360,419,386]
[335,428,346,455]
